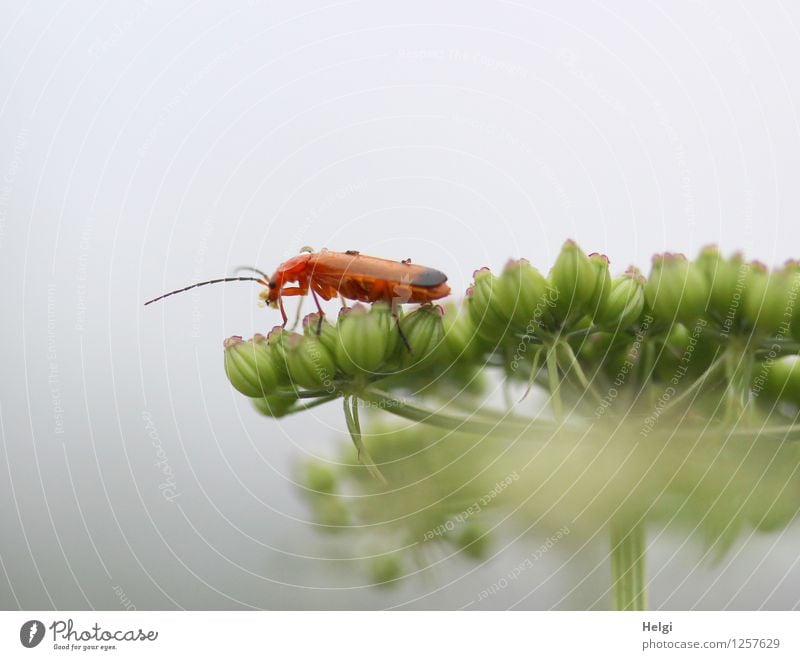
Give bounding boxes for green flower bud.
[466,268,512,342]
[457,524,490,559]
[591,333,644,386]
[576,329,612,364]
[303,312,339,355]
[224,336,259,396]
[695,247,748,324]
[252,392,298,418]
[285,335,338,390]
[497,259,555,333]
[312,497,350,529]
[742,262,791,336]
[224,334,286,397]
[441,303,482,361]
[781,260,800,336]
[694,243,721,279]
[303,462,337,494]
[370,555,402,585]
[645,253,709,323]
[652,318,715,382]
[651,322,687,382]
[398,304,446,368]
[335,303,398,376]
[549,240,596,322]
[753,356,800,406]
[260,327,295,386]
[587,253,612,321]
[595,267,645,330]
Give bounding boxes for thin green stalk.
[502,345,515,410]
[296,387,341,399]
[565,327,594,340]
[342,395,387,484]
[546,344,564,420]
[557,341,605,406]
[519,345,544,402]
[287,394,339,413]
[723,347,737,423]
[637,341,656,406]
[759,338,800,353]
[658,353,725,414]
[610,520,647,610]
[722,344,755,425]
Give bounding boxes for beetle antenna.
[234,265,271,280]
[143,277,266,306]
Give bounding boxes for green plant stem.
[610,520,647,610]
[716,423,800,439]
[360,389,561,437]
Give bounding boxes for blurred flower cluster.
[224,240,800,601]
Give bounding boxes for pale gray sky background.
[2,1,800,609]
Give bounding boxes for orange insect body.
[263,249,450,323]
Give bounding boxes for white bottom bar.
[2,611,797,659]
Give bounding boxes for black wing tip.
[410,268,448,287]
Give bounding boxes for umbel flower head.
[220,239,800,607]
[224,241,800,410]
[224,240,800,422]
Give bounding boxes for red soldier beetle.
[144,248,451,348]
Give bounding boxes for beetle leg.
[277,286,306,296]
[278,296,288,326]
[390,298,412,353]
[277,284,308,327]
[310,285,326,335]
